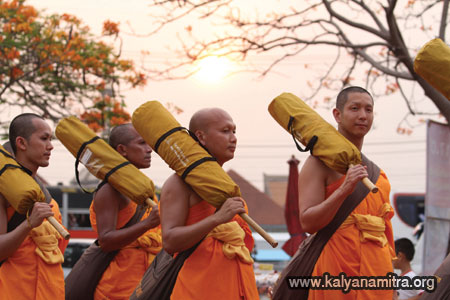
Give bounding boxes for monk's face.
[22,118,53,168]
[198,110,237,166]
[334,92,374,140]
[121,127,152,169]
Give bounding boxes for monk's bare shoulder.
[94,182,127,209]
[301,155,340,185]
[162,173,201,206]
[163,173,189,193]
[301,155,328,176]
[94,183,122,200]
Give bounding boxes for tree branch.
[322,0,390,41]
[439,0,449,40]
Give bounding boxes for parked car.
[62,238,95,278]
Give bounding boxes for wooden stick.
[362,177,378,193]
[240,213,278,248]
[349,164,378,193]
[145,198,158,208]
[47,216,70,240]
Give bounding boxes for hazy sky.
[18,0,440,193]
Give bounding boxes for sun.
[194,56,233,84]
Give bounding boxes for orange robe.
[90,200,162,300]
[170,201,259,300]
[309,170,395,300]
[0,199,69,300]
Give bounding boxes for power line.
[51,139,426,150]
[51,144,426,157]
[233,149,425,158]
[237,140,425,148]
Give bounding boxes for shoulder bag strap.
[94,202,147,247]
[273,154,381,300]
[319,154,380,238]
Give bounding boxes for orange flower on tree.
[10,67,24,79]
[80,96,131,133]
[0,0,147,125]
[103,20,119,37]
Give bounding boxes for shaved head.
[108,123,138,150]
[189,107,236,165]
[109,123,152,169]
[9,113,45,154]
[336,86,373,111]
[189,108,232,134]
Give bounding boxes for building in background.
[228,169,285,232]
[44,168,288,239]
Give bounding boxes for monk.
[90,123,161,300]
[160,108,259,300]
[297,86,395,299]
[0,113,68,300]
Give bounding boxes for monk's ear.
[195,130,206,146]
[15,136,27,152]
[116,144,127,156]
[333,108,342,124]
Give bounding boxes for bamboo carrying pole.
[145,198,157,208]
[35,176,71,239]
[240,213,278,248]
[349,164,378,193]
[47,217,70,239]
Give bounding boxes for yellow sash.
[125,227,163,265]
[341,203,395,256]
[207,221,254,264]
[29,220,64,264]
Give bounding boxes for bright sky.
[18,0,440,193]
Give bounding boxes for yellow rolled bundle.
[132,101,239,207]
[414,38,450,100]
[55,116,156,207]
[268,92,378,193]
[0,145,70,239]
[132,101,277,247]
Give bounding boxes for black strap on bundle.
[74,136,133,194]
[75,136,100,193]
[0,148,14,160]
[288,116,318,155]
[181,157,216,180]
[154,126,217,181]
[155,126,213,155]
[0,148,32,177]
[104,161,130,183]
[154,127,185,153]
[94,161,131,193]
[0,164,24,176]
